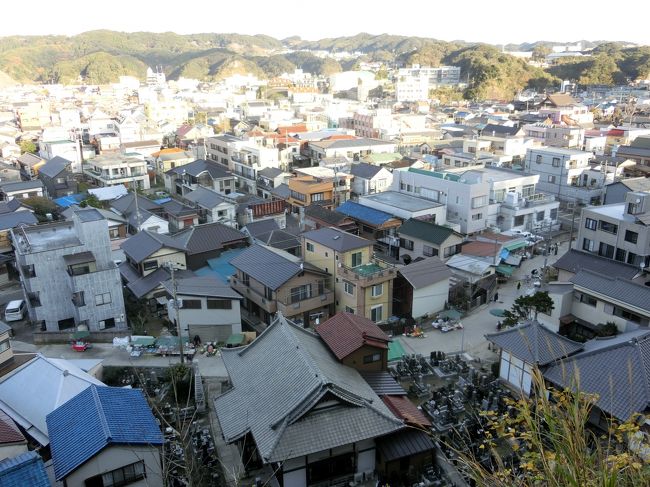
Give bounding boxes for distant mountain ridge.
[0,31,647,100]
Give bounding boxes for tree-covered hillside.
[0,31,644,99]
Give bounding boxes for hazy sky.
[2,0,649,45]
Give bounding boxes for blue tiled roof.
[46,385,164,480]
[54,193,84,208]
[335,201,395,226]
[195,248,247,284]
[0,451,50,487]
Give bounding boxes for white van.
[4,300,26,322]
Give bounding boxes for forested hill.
[0,31,646,100]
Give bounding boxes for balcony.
[277,289,334,317]
[230,276,277,313]
[500,193,555,210]
[338,258,396,286]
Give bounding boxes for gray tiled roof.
[349,163,383,180]
[110,193,160,216]
[0,199,23,214]
[214,315,403,462]
[37,156,71,179]
[486,321,583,366]
[544,331,650,420]
[398,256,452,289]
[0,180,43,192]
[242,219,280,238]
[229,244,302,290]
[120,230,185,263]
[257,229,300,250]
[0,210,38,231]
[302,227,370,252]
[165,159,232,179]
[161,199,196,217]
[398,218,459,245]
[125,267,170,298]
[554,250,639,280]
[258,167,284,179]
[174,222,246,255]
[271,183,290,199]
[184,186,228,209]
[570,269,650,313]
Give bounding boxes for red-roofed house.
[315,312,390,372]
[0,409,27,460]
[381,395,431,429]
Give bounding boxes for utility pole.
[168,263,185,365]
[568,202,578,249]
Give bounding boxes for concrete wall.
[172,295,241,341]
[412,279,449,318]
[0,442,28,461]
[65,445,162,487]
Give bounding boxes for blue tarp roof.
[195,248,247,284]
[335,201,395,226]
[53,194,84,208]
[153,197,172,205]
[46,385,163,480]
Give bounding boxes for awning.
[496,264,515,276]
[72,330,90,339]
[226,333,245,347]
[505,254,523,266]
[377,429,436,462]
[504,241,528,251]
[131,336,156,347]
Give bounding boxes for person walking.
[517,281,521,292]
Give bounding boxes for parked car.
[4,299,26,322]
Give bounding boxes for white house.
[349,163,393,196]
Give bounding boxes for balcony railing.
[277,289,334,315]
[339,258,396,283]
[230,276,277,313]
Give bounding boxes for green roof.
[226,333,245,346]
[364,152,402,163]
[388,339,406,362]
[408,167,462,182]
[496,264,516,276]
[398,218,458,245]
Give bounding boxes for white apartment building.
[39,140,82,173]
[525,147,603,204]
[83,153,150,190]
[395,65,461,102]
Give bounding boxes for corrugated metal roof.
[554,250,639,280]
[47,385,164,480]
[162,275,241,299]
[360,371,407,396]
[376,429,435,462]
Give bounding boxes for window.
[552,157,560,167]
[584,218,597,230]
[550,208,558,220]
[535,155,542,164]
[241,272,250,286]
[599,221,618,234]
[264,287,273,300]
[85,460,146,487]
[99,318,115,330]
[351,252,363,267]
[400,238,414,250]
[207,299,232,309]
[22,264,35,278]
[94,293,111,306]
[613,306,641,324]
[615,248,627,262]
[371,305,383,322]
[536,211,545,222]
[423,245,438,257]
[625,230,638,244]
[598,242,615,258]
[522,185,535,198]
[109,227,120,239]
[289,284,312,303]
[547,175,556,183]
[344,280,355,295]
[311,192,325,202]
[290,190,306,202]
[582,238,594,252]
[514,215,525,227]
[345,306,355,313]
[471,195,488,208]
[363,353,381,364]
[182,299,201,309]
[627,252,638,265]
[0,339,9,353]
[306,242,314,252]
[143,260,157,271]
[72,291,85,307]
[371,283,383,297]
[471,213,482,221]
[576,292,597,307]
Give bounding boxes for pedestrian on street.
[517,281,521,292]
[494,292,499,302]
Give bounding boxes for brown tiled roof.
[0,409,26,444]
[462,240,501,257]
[382,395,431,428]
[315,312,390,360]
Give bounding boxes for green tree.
[502,291,554,328]
[19,139,37,154]
[531,45,552,61]
[79,193,102,208]
[22,196,57,221]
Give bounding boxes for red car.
[71,340,92,352]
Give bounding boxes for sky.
[2,0,649,46]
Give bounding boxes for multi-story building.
[83,153,150,190]
[523,123,585,149]
[164,159,236,197]
[525,147,603,204]
[230,144,280,194]
[12,209,126,333]
[301,227,396,322]
[39,140,82,173]
[230,244,334,326]
[576,191,650,268]
[288,176,335,212]
[307,138,396,163]
[395,65,462,102]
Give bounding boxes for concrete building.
[12,209,127,333]
[83,153,150,191]
[396,65,461,102]
[525,147,602,204]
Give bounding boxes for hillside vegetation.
[0,31,644,99]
